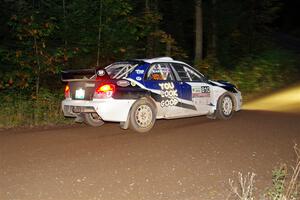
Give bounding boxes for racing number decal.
[192,86,210,98]
[201,86,210,93]
[159,82,179,107]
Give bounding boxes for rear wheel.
[83,113,104,127]
[129,99,156,133]
[216,93,234,120]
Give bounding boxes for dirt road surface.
[1,110,300,200]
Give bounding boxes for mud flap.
[120,113,130,130]
[75,114,84,123]
[206,110,217,119]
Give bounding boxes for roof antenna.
[96,0,103,67]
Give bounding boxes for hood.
[209,80,238,93]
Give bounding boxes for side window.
[172,63,203,82]
[147,63,174,81]
[171,63,191,81]
[185,67,203,82]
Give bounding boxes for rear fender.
[120,96,157,130]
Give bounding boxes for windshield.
[105,62,138,79]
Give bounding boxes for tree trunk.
[153,0,159,57]
[145,0,150,11]
[211,0,217,56]
[96,0,103,67]
[145,0,152,57]
[194,0,203,63]
[166,38,171,57]
[62,0,67,47]
[33,36,40,98]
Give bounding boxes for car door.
[171,63,212,115]
[143,63,183,118]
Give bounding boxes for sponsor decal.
[135,69,144,74]
[136,76,142,81]
[158,82,178,107]
[152,65,170,74]
[117,80,130,87]
[192,86,210,98]
[192,87,201,93]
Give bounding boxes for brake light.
[65,85,70,98]
[94,84,115,99]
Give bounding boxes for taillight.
[94,84,115,99]
[65,85,70,98]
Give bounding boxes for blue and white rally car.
[62,57,242,132]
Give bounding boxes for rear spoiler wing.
[61,61,140,82]
[61,69,99,82]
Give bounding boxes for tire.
[83,113,104,127]
[129,98,156,133]
[216,93,234,120]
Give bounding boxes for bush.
[231,49,299,94]
[228,145,300,200]
[198,49,300,100]
[0,89,71,128]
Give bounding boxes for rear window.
[105,62,138,79]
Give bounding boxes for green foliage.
[46,0,185,63]
[0,89,71,128]
[5,15,54,90]
[0,0,296,127]
[232,49,299,95]
[0,0,189,127]
[264,146,300,200]
[198,49,300,99]
[266,165,287,200]
[228,146,300,200]
[214,0,282,67]
[1,13,79,95]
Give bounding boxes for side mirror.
[203,75,210,82]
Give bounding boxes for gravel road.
[1,110,300,200]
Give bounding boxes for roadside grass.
[0,90,73,128]
[227,145,300,200]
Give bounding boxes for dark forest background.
[0,0,299,127]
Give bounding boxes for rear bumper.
[61,99,135,122]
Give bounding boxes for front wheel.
[216,93,234,120]
[83,113,104,127]
[129,99,156,133]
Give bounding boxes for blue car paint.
[128,63,150,84]
[129,62,193,102]
[178,82,193,101]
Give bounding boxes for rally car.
[61,57,242,132]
